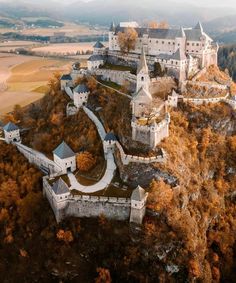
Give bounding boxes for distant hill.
[204,14,236,33]
[62,0,235,26]
[0,0,235,27]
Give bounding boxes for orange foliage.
[56,229,74,244]
[117,28,138,54]
[76,151,96,172]
[147,179,174,211]
[95,268,112,283]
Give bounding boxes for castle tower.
[3,122,21,144]
[109,21,116,50]
[73,84,90,108]
[53,141,76,174]
[136,46,150,92]
[130,185,148,225]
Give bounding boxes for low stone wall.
[115,141,166,165]
[16,143,61,175]
[92,68,136,86]
[107,50,155,71]
[183,94,229,105]
[225,99,236,110]
[184,80,228,91]
[43,176,131,222]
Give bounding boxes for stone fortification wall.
[16,143,61,175]
[115,141,166,165]
[92,68,136,89]
[183,94,229,105]
[65,195,131,221]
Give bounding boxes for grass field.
[0,22,105,37]
[31,42,98,55]
[0,53,73,116]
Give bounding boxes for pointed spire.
[110,21,115,32]
[194,22,203,32]
[137,46,148,74]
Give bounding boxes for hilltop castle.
[108,21,218,81]
[86,21,218,82]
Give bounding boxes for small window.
[141,76,144,81]
[168,42,170,44]
[187,43,189,46]
[162,41,164,44]
[156,40,158,43]
[192,43,195,46]
[196,43,199,46]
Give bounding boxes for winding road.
[67,106,117,193]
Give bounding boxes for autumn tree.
[147,179,174,212]
[159,21,169,29]
[95,268,112,283]
[56,229,74,244]
[117,28,138,54]
[87,76,97,91]
[76,151,96,172]
[148,21,158,29]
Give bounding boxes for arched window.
[141,76,144,81]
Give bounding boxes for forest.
[218,44,236,81]
[0,73,236,282]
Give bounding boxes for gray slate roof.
[74,84,89,93]
[88,55,105,62]
[104,132,117,141]
[114,24,208,42]
[61,74,72,81]
[3,122,19,132]
[53,141,75,159]
[52,178,69,195]
[131,185,146,201]
[171,48,187,61]
[134,86,152,101]
[93,41,105,48]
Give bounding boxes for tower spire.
[137,46,148,74]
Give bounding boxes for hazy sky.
[0,0,235,5]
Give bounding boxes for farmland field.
[0,22,105,37]
[0,53,73,116]
[31,42,98,55]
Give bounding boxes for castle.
[86,21,218,83]
[108,21,218,81]
[3,20,235,227]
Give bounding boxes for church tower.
[136,47,150,92]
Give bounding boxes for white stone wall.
[16,143,62,175]
[92,68,136,86]
[115,141,166,165]
[183,94,229,105]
